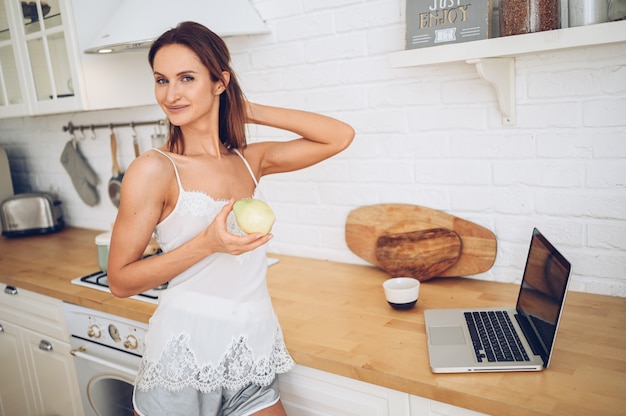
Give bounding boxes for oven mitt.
[60,140,100,206]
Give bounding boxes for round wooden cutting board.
[345,204,497,280]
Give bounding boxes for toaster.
[1,192,64,237]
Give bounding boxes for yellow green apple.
[233,199,276,235]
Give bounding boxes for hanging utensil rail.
[62,119,166,135]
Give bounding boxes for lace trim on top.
[136,330,295,393]
[177,190,247,236]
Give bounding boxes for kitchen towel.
[60,140,99,206]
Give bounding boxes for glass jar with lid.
[500,0,561,36]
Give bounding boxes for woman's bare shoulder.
[117,148,177,214]
[126,148,175,180]
[237,142,269,163]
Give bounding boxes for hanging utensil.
[151,123,167,148]
[132,124,141,158]
[107,129,123,208]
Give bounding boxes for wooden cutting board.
[345,204,497,280]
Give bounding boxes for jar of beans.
[500,0,561,36]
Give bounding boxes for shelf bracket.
[467,58,516,125]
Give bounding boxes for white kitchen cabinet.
[279,365,396,415]
[279,365,486,416]
[0,283,83,416]
[0,319,34,416]
[0,0,153,119]
[0,0,29,117]
[409,395,486,416]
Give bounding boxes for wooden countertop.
[1,227,625,416]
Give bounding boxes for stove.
[71,271,163,304]
[71,257,279,304]
[63,302,147,416]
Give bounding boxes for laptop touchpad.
[429,326,466,345]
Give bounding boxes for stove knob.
[87,324,101,339]
[123,335,139,350]
[108,324,121,343]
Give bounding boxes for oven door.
[69,336,141,416]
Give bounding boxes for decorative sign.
[405,0,491,50]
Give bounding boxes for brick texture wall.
[0,1,625,297]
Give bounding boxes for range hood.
[84,0,269,54]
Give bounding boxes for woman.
[107,21,354,416]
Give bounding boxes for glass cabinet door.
[21,0,73,102]
[0,0,23,108]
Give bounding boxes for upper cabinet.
[0,0,29,117]
[0,0,154,119]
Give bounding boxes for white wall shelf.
[388,20,626,125]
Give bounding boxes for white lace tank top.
[135,148,294,393]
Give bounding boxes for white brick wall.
[0,0,625,297]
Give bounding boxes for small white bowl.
[383,277,420,310]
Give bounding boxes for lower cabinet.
[279,365,486,416]
[0,320,33,415]
[279,365,397,415]
[0,284,83,416]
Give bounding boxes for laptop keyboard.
[464,311,530,363]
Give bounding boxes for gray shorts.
[133,377,280,416]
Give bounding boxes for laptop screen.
[515,228,572,366]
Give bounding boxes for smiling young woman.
[107,21,354,416]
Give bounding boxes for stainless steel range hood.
[84,0,269,54]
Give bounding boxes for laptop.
[424,228,572,373]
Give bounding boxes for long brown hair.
[148,21,248,154]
